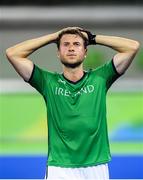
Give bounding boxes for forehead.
[60,34,84,43]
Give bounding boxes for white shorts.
[45,163,109,180]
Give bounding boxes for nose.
[68,45,75,51]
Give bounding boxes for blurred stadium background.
[0,1,143,178]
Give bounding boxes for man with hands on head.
[6,27,140,179]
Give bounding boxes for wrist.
[89,34,96,45]
[49,33,59,43]
[80,29,96,45]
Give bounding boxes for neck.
[62,64,84,82]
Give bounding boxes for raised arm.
[6,32,59,81]
[95,35,140,74]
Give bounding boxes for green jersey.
[28,59,122,167]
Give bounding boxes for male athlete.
[6,27,140,179]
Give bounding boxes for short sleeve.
[27,64,52,95]
[105,60,124,90]
[94,59,124,90]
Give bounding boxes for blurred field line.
[0,78,143,93]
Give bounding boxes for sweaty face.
[58,34,87,68]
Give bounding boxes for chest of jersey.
[44,74,106,140]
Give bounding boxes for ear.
[84,48,87,58]
[57,50,60,58]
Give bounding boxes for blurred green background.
[0,88,143,155]
[0,8,143,156]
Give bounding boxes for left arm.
[95,35,140,74]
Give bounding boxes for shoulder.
[34,64,56,76]
[28,64,56,84]
[90,59,120,75]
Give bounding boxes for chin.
[61,59,83,68]
[63,58,78,63]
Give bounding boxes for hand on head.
[56,27,96,45]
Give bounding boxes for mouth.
[67,54,77,57]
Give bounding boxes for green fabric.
[28,60,121,167]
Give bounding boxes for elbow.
[6,48,14,60]
[6,47,20,61]
[123,41,140,55]
[131,41,140,53]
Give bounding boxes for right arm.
[6,32,59,81]
[6,26,85,81]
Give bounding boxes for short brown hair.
[56,29,88,49]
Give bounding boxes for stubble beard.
[60,59,84,68]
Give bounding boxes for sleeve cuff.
[24,64,35,83]
[111,59,124,77]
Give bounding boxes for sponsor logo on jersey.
[58,79,66,84]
